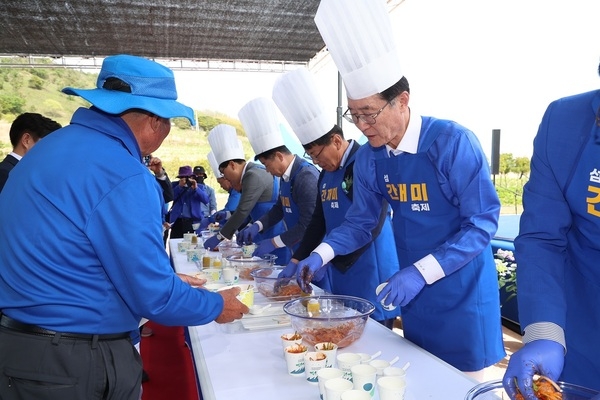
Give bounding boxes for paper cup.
[219,284,254,308]
[357,353,372,364]
[375,283,397,311]
[368,359,390,377]
[221,267,239,285]
[377,376,406,400]
[382,367,406,379]
[183,233,196,242]
[315,342,338,368]
[324,377,353,400]
[187,248,204,263]
[242,243,257,258]
[350,364,377,397]
[305,351,327,384]
[284,344,307,376]
[336,353,362,382]
[178,241,194,252]
[318,368,344,400]
[341,390,372,400]
[281,332,303,353]
[203,268,221,282]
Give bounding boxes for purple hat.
[62,54,195,125]
[176,165,193,178]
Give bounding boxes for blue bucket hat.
[62,54,195,125]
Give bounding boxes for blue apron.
[251,175,288,264]
[556,128,600,388]
[374,119,504,371]
[319,153,400,321]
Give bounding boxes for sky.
[173,0,600,160]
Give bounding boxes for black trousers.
[169,217,195,239]
[0,326,141,400]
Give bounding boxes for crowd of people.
[0,1,599,399]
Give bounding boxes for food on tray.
[515,376,562,400]
[239,266,261,280]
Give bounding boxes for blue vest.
[373,118,504,371]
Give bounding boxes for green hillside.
[0,57,253,196]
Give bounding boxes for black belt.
[0,315,130,341]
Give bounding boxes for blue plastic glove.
[502,339,565,400]
[296,253,324,293]
[203,234,222,251]
[198,217,211,232]
[278,261,298,279]
[254,238,276,257]
[237,223,260,246]
[376,265,426,308]
[214,211,229,222]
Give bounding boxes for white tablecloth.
[170,239,479,400]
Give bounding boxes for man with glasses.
[273,66,400,328]
[296,0,504,379]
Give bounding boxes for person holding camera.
[167,165,210,239]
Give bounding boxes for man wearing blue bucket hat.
[0,54,248,399]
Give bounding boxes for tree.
[514,157,530,179]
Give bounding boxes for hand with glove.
[203,234,223,251]
[237,223,261,246]
[502,339,565,400]
[198,217,212,232]
[274,260,298,293]
[254,238,277,257]
[214,210,230,222]
[296,253,326,293]
[376,265,426,308]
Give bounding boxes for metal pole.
[337,71,343,128]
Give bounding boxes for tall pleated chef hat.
[207,151,222,178]
[207,124,245,166]
[272,67,333,145]
[314,0,403,100]
[238,97,285,157]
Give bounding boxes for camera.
[143,155,151,167]
[186,175,198,186]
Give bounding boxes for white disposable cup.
[315,342,339,368]
[341,390,372,400]
[368,359,390,376]
[375,282,397,311]
[382,367,406,379]
[317,367,344,400]
[324,377,353,400]
[221,267,239,285]
[242,243,257,258]
[357,353,372,364]
[281,332,303,353]
[284,344,307,376]
[337,353,362,382]
[183,233,196,242]
[350,364,377,397]
[377,376,406,400]
[304,351,327,384]
[203,268,221,282]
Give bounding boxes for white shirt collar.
[9,151,22,161]
[386,109,422,156]
[281,155,297,182]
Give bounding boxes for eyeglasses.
[342,101,391,125]
[303,145,326,162]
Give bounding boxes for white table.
[170,239,479,400]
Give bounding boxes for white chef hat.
[207,151,221,178]
[314,0,403,100]
[272,67,334,145]
[238,97,285,157]
[208,124,245,166]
